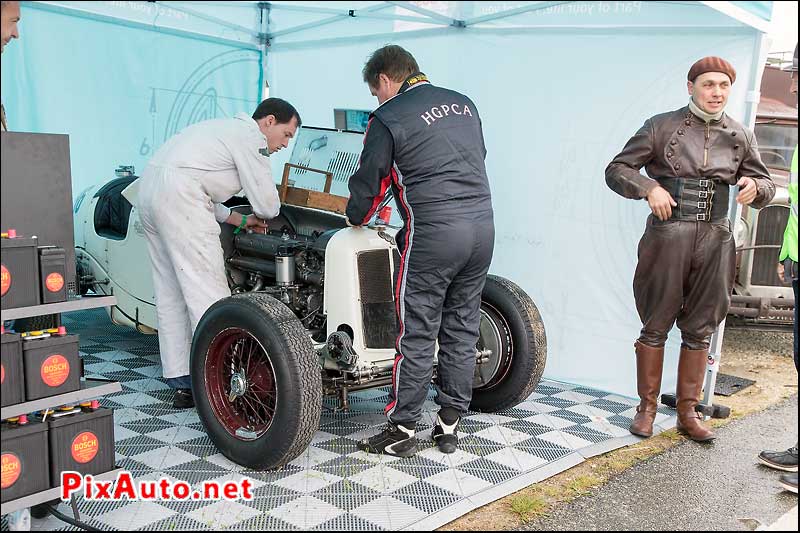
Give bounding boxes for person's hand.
[245,214,269,234]
[647,186,677,221]
[736,177,758,205]
[777,261,785,284]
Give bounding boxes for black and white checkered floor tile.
[7,309,678,531]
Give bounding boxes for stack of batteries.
[1,230,115,502]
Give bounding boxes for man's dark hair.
[362,45,420,88]
[252,98,301,126]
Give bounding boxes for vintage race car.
[73,128,547,469]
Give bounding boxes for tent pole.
[268,24,750,51]
[157,1,259,37]
[267,14,351,40]
[386,1,461,26]
[28,1,260,51]
[463,1,572,26]
[266,2,406,40]
[270,26,462,51]
[267,3,362,16]
[267,1,439,24]
[259,2,269,101]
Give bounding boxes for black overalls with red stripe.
[346,73,495,426]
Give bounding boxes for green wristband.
[233,214,247,235]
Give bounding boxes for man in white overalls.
[137,98,300,408]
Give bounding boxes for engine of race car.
[226,228,335,342]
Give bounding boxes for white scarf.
[689,97,724,123]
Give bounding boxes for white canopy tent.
[2,1,775,397]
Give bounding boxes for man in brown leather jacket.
[606,56,775,442]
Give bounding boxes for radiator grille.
[751,205,790,287]
[357,250,397,349]
[358,250,393,304]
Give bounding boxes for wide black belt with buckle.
[656,177,730,222]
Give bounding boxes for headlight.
[733,216,750,248]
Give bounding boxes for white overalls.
[137,112,280,380]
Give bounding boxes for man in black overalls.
[346,45,495,457]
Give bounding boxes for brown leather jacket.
[605,106,775,209]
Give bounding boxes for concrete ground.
[520,396,798,531]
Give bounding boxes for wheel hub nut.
[229,372,247,401]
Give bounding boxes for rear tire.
[470,275,547,412]
[191,293,322,470]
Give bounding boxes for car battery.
[39,246,67,304]
[47,407,115,485]
[1,327,25,407]
[1,234,40,309]
[22,332,80,400]
[1,419,50,503]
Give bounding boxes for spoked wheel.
[192,293,322,470]
[470,275,547,412]
[206,328,278,441]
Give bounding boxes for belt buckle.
[698,191,708,199]
[698,201,707,209]
[696,213,707,221]
[698,179,710,188]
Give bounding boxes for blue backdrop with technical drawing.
[0,5,261,196]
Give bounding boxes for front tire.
[191,293,322,470]
[470,275,547,412]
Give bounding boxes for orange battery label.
[1,453,21,489]
[0,264,10,296]
[41,354,70,387]
[72,432,99,464]
[46,272,64,293]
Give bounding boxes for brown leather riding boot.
[629,341,664,438]
[675,346,715,442]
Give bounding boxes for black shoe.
[172,388,194,409]
[357,422,417,457]
[432,414,460,454]
[758,444,798,472]
[779,472,798,494]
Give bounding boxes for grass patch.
[508,494,548,522]
[565,474,601,495]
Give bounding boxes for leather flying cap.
[688,56,736,84]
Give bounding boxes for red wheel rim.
[205,328,278,440]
